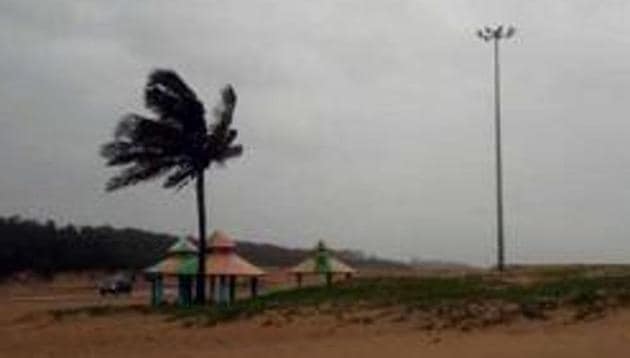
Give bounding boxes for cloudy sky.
[2,1,630,265]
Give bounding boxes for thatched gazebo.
[144,238,198,306]
[204,230,265,304]
[289,240,356,287]
[144,231,265,306]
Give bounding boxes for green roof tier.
[166,238,198,256]
[289,240,356,275]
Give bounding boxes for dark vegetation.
[0,216,174,277]
[50,272,630,328]
[0,216,406,278]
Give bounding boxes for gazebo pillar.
[345,272,352,280]
[150,274,163,306]
[218,275,228,304]
[208,275,216,303]
[178,275,193,306]
[228,276,236,304]
[325,272,333,287]
[250,277,259,298]
[296,273,303,288]
[210,276,218,303]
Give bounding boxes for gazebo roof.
[145,230,265,277]
[206,251,265,276]
[145,255,197,276]
[166,238,198,255]
[145,254,265,277]
[209,230,236,250]
[289,240,356,274]
[205,231,264,276]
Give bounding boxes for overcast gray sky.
[2,1,630,266]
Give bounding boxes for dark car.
[97,273,134,296]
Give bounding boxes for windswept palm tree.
[100,69,243,303]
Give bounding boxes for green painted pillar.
[185,276,193,306]
[151,275,163,307]
[178,276,193,306]
[177,275,185,305]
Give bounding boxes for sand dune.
[2,290,630,358]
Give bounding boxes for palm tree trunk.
[195,171,207,304]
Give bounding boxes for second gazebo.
[205,230,265,304]
[289,240,356,287]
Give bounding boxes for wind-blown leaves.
[101,69,243,192]
[144,70,206,132]
[105,160,173,191]
[505,26,516,38]
[206,85,243,166]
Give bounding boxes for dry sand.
[2,276,630,357]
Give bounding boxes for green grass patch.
[49,273,630,325]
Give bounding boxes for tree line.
[0,216,406,279]
[0,216,174,278]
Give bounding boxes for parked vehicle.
[97,272,134,296]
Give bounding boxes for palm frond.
[102,113,188,167]
[217,144,243,165]
[115,114,182,143]
[224,129,238,146]
[101,142,162,166]
[101,70,243,192]
[220,85,237,109]
[104,158,178,191]
[147,70,197,100]
[144,69,206,132]
[205,84,243,166]
[163,164,196,189]
[211,85,237,134]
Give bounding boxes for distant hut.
[289,240,356,287]
[144,231,265,306]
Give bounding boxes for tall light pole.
[477,25,515,272]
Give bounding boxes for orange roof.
[205,231,263,275]
[205,252,265,276]
[155,230,265,277]
[208,230,236,250]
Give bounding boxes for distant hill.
[0,216,407,278]
[237,241,408,269]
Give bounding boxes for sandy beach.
[2,277,630,358]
